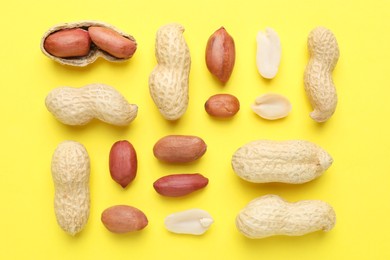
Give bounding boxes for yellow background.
[1,0,389,259]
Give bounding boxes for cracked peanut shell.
[41,20,137,66]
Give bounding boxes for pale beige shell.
[45,83,138,126]
[148,23,191,120]
[40,20,137,66]
[231,140,333,184]
[251,93,291,120]
[51,141,90,236]
[236,194,336,239]
[304,27,339,122]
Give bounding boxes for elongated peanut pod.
[231,140,332,184]
[51,141,90,235]
[45,83,138,126]
[236,195,336,239]
[148,23,191,120]
[304,27,339,122]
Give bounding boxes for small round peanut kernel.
[205,94,240,118]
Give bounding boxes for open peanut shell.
[40,20,137,67]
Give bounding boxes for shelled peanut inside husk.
[41,20,137,66]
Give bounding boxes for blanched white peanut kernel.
[232,140,333,184]
[251,93,291,120]
[164,209,214,235]
[236,195,336,239]
[256,28,281,79]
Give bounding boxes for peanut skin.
[205,94,240,118]
[51,141,90,236]
[101,205,148,233]
[205,27,235,83]
[153,173,209,197]
[88,26,137,59]
[109,140,137,188]
[236,195,336,239]
[153,135,207,163]
[304,27,339,122]
[44,28,91,58]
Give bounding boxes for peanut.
[41,21,137,66]
[236,195,336,239]
[304,27,339,122]
[204,94,240,118]
[205,27,236,83]
[88,26,137,59]
[148,23,191,120]
[165,209,214,235]
[109,140,137,188]
[43,28,91,58]
[153,135,207,163]
[256,28,281,79]
[231,140,333,184]
[153,173,209,197]
[51,141,90,236]
[45,83,138,126]
[251,93,291,120]
[101,205,148,233]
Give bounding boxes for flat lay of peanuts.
[3,1,389,259]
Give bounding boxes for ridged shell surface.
[51,141,90,235]
[231,140,333,184]
[148,23,191,120]
[45,83,138,126]
[236,195,336,239]
[304,27,339,122]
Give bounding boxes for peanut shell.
[304,27,339,122]
[236,195,336,239]
[148,23,191,120]
[41,20,137,66]
[51,140,90,236]
[231,140,333,184]
[45,83,138,126]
